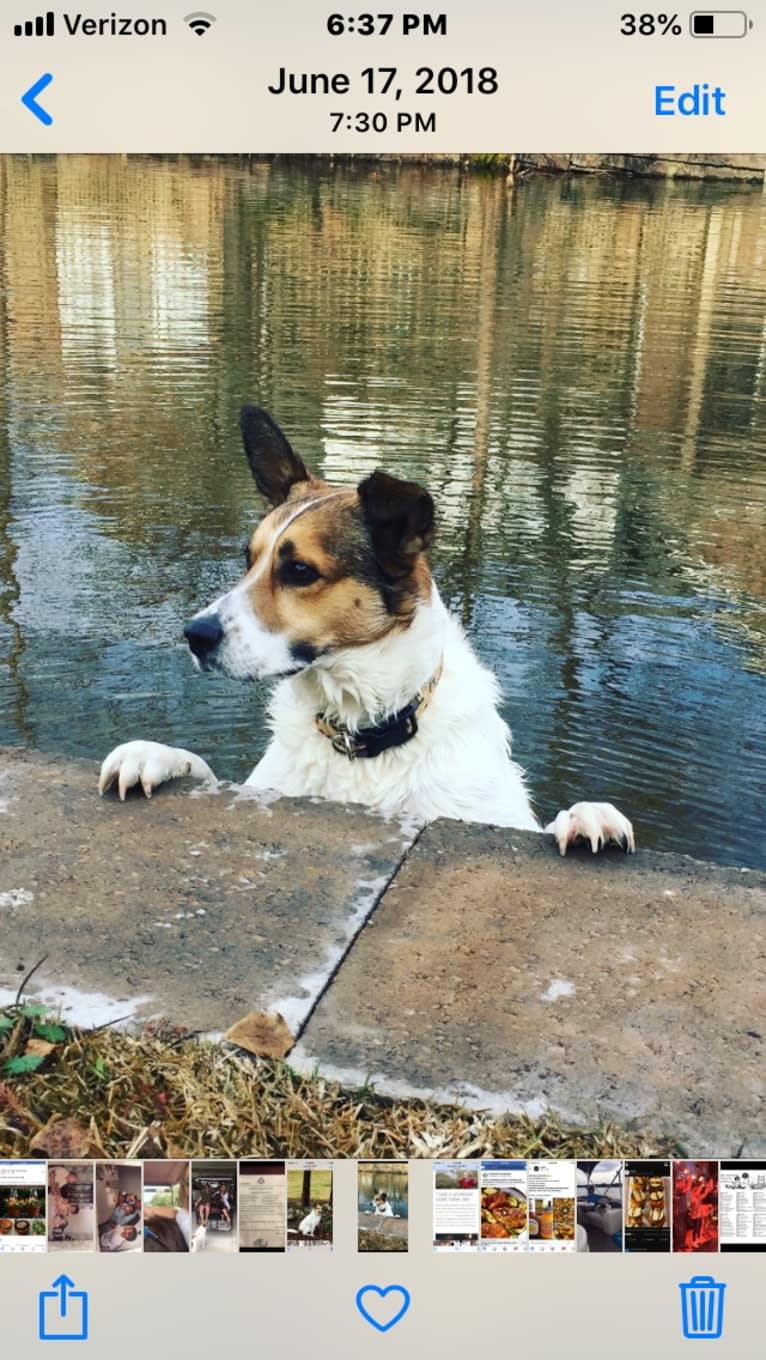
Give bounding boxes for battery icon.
[690,11,751,35]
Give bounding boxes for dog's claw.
[545,802,635,857]
[98,741,215,801]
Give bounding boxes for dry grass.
[0,1012,680,1160]
[358,1229,408,1252]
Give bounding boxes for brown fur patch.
[242,482,428,654]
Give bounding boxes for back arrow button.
[21,73,54,126]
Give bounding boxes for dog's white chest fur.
[245,589,539,830]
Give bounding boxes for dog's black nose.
[184,614,224,660]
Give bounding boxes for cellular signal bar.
[13,11,56,37]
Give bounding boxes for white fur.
[298,1207,322,1237]
[246,589,539,828]
[98,584,633,852]
[199,578,298,681]
[190,492,351,682]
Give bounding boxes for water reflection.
[0,156,764,867]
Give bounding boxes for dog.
[190,1223,207,1252]
[98,405,634,857]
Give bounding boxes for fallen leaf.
[223,1010,294,1059]
[25,1038,56,1060]
[30,1115,104,1159]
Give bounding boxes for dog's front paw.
[98,740,215,800]
[545,801,635,857]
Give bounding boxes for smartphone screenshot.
[479,1159,528,1252]
[527,1160,577,1252]
[0,1161,46,1252]
[719,1162,766,1252]
[358,1161,409,1252]
[287,1160,334,1251]
[433,1160,480,1251]
[0,1,764,1354]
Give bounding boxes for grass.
[358,1229,408,1252]
[0,1007,681,1160]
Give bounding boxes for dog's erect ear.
[358,469,434,578]
[240,405,310,505]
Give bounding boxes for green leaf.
[33,1023,67,1043]
[0,1015,14,1032]
[92,1058,106,1079]
[20,1004,48,1018]
[4,1054,45,1075]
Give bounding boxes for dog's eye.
[280,560,320,587]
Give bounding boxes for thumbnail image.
[480,1161,528,1252]
[48,1163,95,1251]
[673,1161,718,1253]
[287,1161,333,1250]
[0,1160,47,1252]
[576,1161,623,1252]
[528,1161,577,1252]
[624,1161,671,1252]
[239,1161,285,1251]
[143,1160,191,1252]
[433,1161,480,1251]
[434,1164,478,1190]
[191,1160,237,1251]
[96,1161,142,1253]
[358,1162,408,1252]
[719,1162,766,1252]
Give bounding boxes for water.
[1,156,765,868]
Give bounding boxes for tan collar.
[315,657,444,760]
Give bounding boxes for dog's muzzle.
[184,614,224,666]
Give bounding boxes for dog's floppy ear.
[240,405,310,505]
[358,469,434,578]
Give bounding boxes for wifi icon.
[184,11,216,36]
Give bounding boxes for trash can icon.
[679,1276,727,1339]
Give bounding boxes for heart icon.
[355,1284,411,1333]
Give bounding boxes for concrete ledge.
[295,821,765,1155]
[2,749,763,1154]
[0,748,414,1034]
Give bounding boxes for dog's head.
[184,405,435,680]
